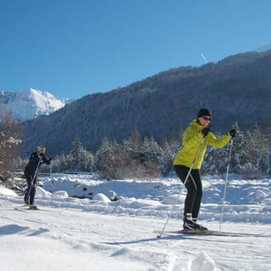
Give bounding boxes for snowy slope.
[0,175,271,271]
[0,88,65,121]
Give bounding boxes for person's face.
[37,147,46,155]
[198,115,212,127]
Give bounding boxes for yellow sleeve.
[207,132,231,149]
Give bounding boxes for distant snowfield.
[0,175,271,271]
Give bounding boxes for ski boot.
[28,205,39,210]
[192,218,208,232]
[183,217,198,232]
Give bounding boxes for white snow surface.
[0,174,271,271]
[0,88,64,120]
[0,186,17,196]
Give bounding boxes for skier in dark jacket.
[24,146,51,209]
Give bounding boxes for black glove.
[202,127,211,137]
[229,129,236,138]
[45,157,52,165]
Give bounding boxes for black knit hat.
[197,108,211,118]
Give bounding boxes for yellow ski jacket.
[173,120,231,169]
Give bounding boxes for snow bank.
[0,185,17,196]
[52,191,69,199]
[93,193,111,204]
[39,174,271,223]
[42,175,96,199]
[2,174,271,224]
[35,187,52,198]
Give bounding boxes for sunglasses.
[202,116,212,121]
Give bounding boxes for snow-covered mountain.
[0,88,65,121]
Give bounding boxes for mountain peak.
[0,88,65,121]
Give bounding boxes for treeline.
[47,132,178,179]
[14,125,270,179]
[7,123,271,180]
[203,125,271,178]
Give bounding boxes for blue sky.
[1,0,271,99]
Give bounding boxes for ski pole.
[219,139,234,232]
[157,138,206,239]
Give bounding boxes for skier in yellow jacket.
[174,108,236,231]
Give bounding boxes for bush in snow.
[50,138,94,173]
[95,132,163,179]
[231,125,270,178]
[159,139,179,176]
[202,124,271,178]
[95,138,126,179]
[68,138,95,171]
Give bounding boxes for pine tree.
[69,138,94,172]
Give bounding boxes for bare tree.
[0,113,22,182]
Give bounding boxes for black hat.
[197,108,211,118]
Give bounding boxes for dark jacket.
[24,152,51,177]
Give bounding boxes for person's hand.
[202,127,211,137]
[229,129,236,138]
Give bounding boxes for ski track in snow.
[1,175,271,271]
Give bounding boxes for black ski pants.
[24,173,37,205]
[174,165,202,220]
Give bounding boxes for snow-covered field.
[0,174,271,271]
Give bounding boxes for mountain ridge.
[22,50,271,156]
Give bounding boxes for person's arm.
[41,154,52,165]
[207,132,231,149]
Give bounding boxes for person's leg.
[29,177,37,206]
[190,170,207,230]
[174,165,197,219]
[190,170,202,220]
[24,175,32,204]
